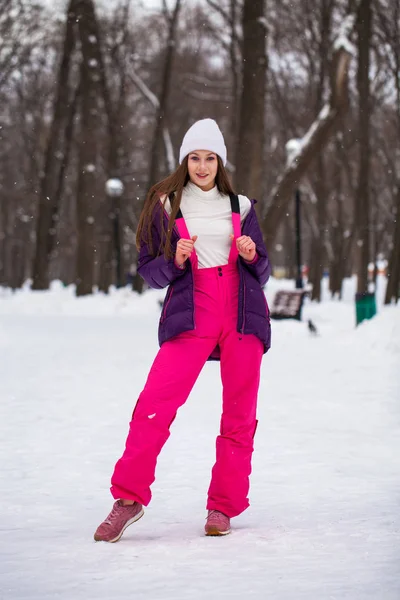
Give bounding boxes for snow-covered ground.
[1,277,399,600]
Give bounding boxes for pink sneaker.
[205,510,231,536]
[94,500,144,543]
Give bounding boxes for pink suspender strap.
[175,206,199,270]
[228,193,241,263]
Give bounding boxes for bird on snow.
[308,319,318,335]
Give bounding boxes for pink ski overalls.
[110,208,264,517]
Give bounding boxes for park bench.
[270,289,308,321]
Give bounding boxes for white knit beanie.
[179,118,227,165]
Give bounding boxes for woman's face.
[187,150,218,191]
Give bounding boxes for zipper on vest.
[190,261,196,330]
[241,278,246,334]
[161,287,173,323]
[263,291,270,318]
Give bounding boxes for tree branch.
[182,88,233,103]
[262,12,357,244]
[128,70,159,109]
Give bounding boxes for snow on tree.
[262,11,357,246]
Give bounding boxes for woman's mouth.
[196,174,208,179]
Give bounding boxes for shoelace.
[104,501,125,525]
[207,510,227,522]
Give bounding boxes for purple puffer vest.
[137,195,272,359]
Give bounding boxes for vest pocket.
[246,285,270,319]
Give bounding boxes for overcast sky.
[39,0,190,15]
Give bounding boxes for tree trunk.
[384,186,400,304]
[282,215,295,279]
[310,158,329,301]
[309,0,332,301]
[355,0,372,295]
[234,0,267,205]
[329,137,345,298]
[101,119,124,293]
[96,2,130,293]
[75,0,103,296]
[378,0,400,304]
[9,220,31,289]
[31,0,77,290]
[229,0,241,142]
[0,192,8,285]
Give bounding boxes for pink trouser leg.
[110,333,216,505]
[207,325,264,517]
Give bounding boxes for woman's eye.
[207,156,215,161]
[190,156,199,161]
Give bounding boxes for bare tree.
[92,0,132,292]
[0,2,62,288]
[308,0,335,301]
[204,0,243,141]
[234,0,268,205]
[133,0,182,294]
[147,0,182,186]
[262,10,356,247]
[0,0,40,92]
[31,0,78,290]
[385,188,400,304]
[354,0,372,295]
[377,0,400,303]
[328,132,353,298]
[75,0,104,296]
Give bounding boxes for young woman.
[94,118,271,541]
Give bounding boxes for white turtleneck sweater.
[164,182,251,269]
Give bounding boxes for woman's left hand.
[230,234,257,262]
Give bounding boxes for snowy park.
[1,278,399,600]
[2,0,400,597]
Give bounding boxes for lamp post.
[285,139,303,289]
[105,178,124,288]
[294,188,303,289]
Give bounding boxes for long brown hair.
[136,155,235,259]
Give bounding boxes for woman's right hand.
[175,236,198,267]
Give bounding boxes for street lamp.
[106,178,124,198]
[105,178,124,288]
[294,188,303,289]
[285,140,303,289]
